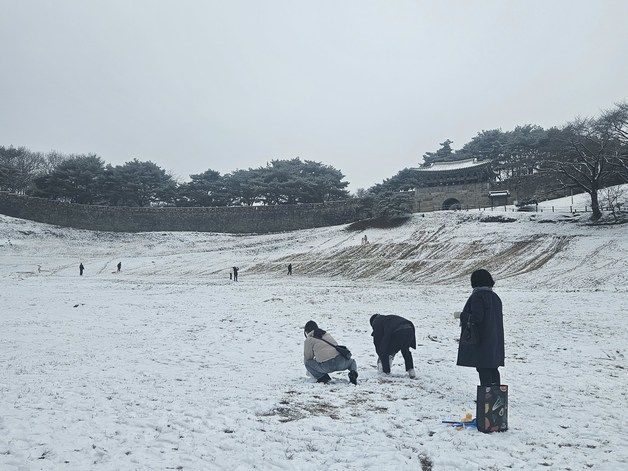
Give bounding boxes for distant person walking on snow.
[79,263,84,276]
[456,269,504,386]
[117,262,121,273]
[303,320,358,385]
[232,266,239,282]
[370,314,417,378]
[287,263,292,276]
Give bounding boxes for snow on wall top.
[416,158,491,172]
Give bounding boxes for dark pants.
[383,328,415,372]
[476,368,500,386]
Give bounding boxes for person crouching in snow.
[370,314,417,378]
[303,320,358,385]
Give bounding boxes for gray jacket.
[304,331,339,363]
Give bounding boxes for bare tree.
[14,151,46,193]
[42,150,70,174]
[0,146,46,193]
[601,185,626,222]
[600,101,628,178]
[545,111,624,221]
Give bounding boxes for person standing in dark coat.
[117,262,121,273]
[287,263,292,276]
[79,263,84,276]
[370,314,417,378]
[232,266,239,282]
[456,269,504,386]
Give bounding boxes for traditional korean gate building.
[413,158,509,211]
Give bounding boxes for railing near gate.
[459,204,622,213]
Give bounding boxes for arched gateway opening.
[442,198,461,210]
[413,158,495,212]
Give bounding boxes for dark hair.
[304,320,318,334]
[369,314,379,327]
[304,320,327,339]
[471,269,495,288]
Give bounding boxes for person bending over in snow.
[370,314,417,378]
[303,320,358,385]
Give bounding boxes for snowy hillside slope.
[1,204,626,291]
[249,211,627,290]
[0,194,627,470]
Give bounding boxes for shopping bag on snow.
[476,384,508,433]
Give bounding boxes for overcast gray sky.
[1,0,626,190]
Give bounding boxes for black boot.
[348,370,358,385]
[316,374,331,384]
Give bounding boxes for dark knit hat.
[471,269,495,288]
[304,320,318,334]
[369,314,379,327]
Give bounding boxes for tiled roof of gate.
[416,158,491,172]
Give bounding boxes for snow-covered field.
[1,206,627,470]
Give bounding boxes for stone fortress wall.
[415,181,490,211]
[0,173,614,233]
[415,173,583,211]
[0,192,373,233]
